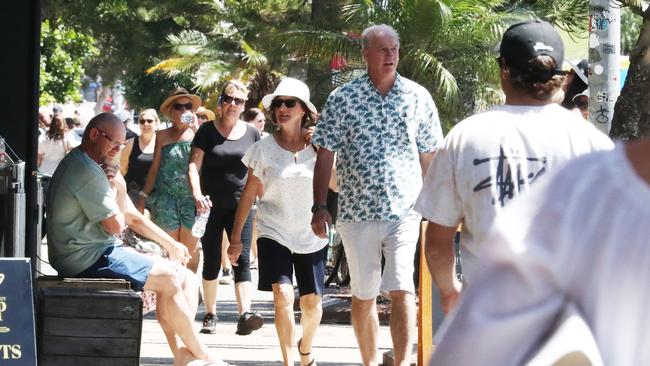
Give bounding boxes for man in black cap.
[414,20,614,314]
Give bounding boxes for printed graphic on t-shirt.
[472,145,547,207]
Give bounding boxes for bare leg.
[351,296,379,366]
[389,290,415,366]
[157,311,182,357]
[145,262,223,364]
[234,281,253,315]
[251,217,258,265]
[180,226,201,273]
[203,278,219,315]
[159,265,200,357]
[298,293,322,366]
[221,232,232,274]
[272,283,295,366]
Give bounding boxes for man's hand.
[167,241,191,266]
[227,238,243,266]
[311,209,332,239]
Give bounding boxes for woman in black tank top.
[119,109,158,201]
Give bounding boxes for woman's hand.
[194,194,212,214]
[227,237,243,266]
[167,241,191,266]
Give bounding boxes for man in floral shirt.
[311,24,443,366]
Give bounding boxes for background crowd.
[40,19,647,366]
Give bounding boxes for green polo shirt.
[46,148,120,276]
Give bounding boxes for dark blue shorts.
[257,237,327,297]
[76,246,154,292]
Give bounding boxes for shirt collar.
[361,72,404,97]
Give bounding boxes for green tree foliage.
[279,0,588,127]
[42,0,216,110]
[40,19,97,105]
[621,5,643,55]
[149,0,313,106]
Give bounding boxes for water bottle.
[192,195,210,237]
[180,111,193,124]
[0,138,6,169]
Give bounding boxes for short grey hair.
[361,24,400,49]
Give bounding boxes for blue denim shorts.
[76,246,154,291]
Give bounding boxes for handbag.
[122,228,168,258]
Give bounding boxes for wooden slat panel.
[42,317,141,338]
[418,221,434,365]
[40,355,138,366]
[40,336,139,357]
[36,276,131,289]
[39,288,142,320]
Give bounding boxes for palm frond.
[194,62,230,92]
[167,30,209,56]
[240,40,268,68]
[404,48,459,104]
[280,29,362,63]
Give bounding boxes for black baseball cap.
[498,20,565,80]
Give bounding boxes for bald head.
[81,112,127,164]
[82,112,122,143]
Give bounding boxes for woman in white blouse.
[228,78,326,366]
[38,114,77,176]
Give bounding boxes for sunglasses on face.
[196,114,208,120]
[221,95,246,106]
[139,118,155,124]
[95,128,127,150]
[173,103,193,111]
[271,98,299,109]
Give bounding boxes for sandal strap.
[297,338,311,356]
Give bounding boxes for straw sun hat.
[261,78,317,115]
[159,87,202,117]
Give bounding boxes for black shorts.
[257,237,327,297]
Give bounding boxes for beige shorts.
[337,210,421,300]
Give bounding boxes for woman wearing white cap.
[228,77,326,366]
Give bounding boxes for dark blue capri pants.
[201,207,253,282]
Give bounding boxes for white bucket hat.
[261,77,317,115]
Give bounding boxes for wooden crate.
[37,280,143,366]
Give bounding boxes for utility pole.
[588,1,621,134]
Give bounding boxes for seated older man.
[46,112,229,366]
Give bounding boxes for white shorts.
[337,210,421,300]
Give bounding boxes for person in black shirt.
[188,80,263,336]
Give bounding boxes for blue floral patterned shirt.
[313,73,443,222]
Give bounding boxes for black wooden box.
[37,280,143,366]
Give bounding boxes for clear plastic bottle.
[180,111,193,124]
[191,195,211,237]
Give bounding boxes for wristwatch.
[311,204,328,214]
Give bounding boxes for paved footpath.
[139,279,393,365]
[37,242,395,365]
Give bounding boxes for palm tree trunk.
[611,6,650,140]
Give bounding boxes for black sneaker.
[236,311,264,335]
[200,313,218,334]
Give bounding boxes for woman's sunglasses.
[271,99,299,109]
[139,118,155,124]
[173,103,193,111]
[221,95,246,106]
